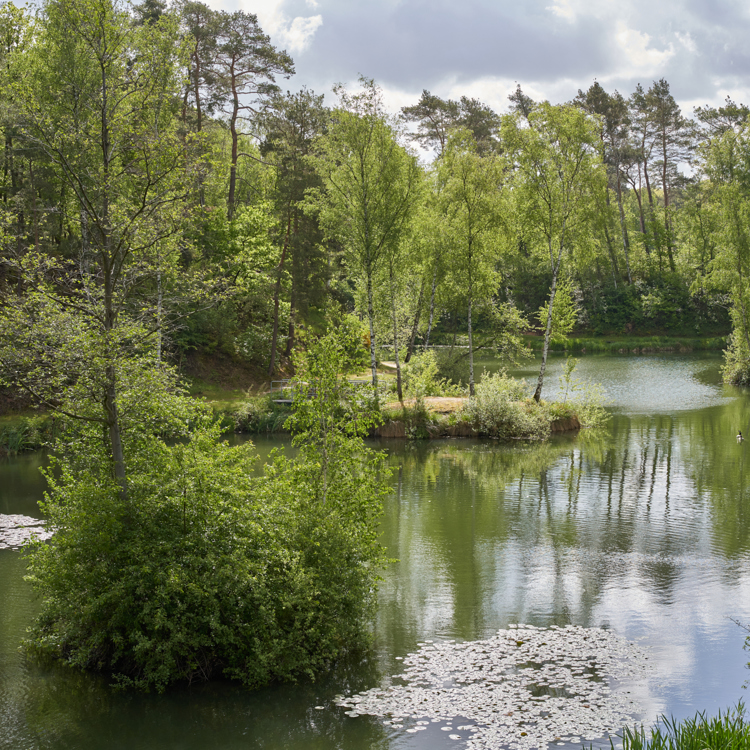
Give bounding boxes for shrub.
[723,330,750,385]
[0,414,56,455]
[402,350,464,399]
[232,395,290,433]
[462,371,550,440]
[557,356,609,428]
[25,331,389,692]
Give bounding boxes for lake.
[2,352,750,749]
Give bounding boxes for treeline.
[1,0,749,392]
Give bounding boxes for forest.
[0,0,749,400]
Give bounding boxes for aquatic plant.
[336,623,653,750]
[0,514,52,550]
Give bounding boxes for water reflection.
[376,385,750,726]
[1,354,750,748]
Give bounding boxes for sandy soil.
[384,396,466,414]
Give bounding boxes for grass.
[185,380,249,411]
[614,703,750,750]
[523,334,728,354]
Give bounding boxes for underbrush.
[462,371,550,440]
[230,395,292,434]
[0,415,56,455]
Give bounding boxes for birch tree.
[308,78,421,397]
[502,103,604,402]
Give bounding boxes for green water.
[2,353,750,749]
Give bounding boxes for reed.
[614,703,750,750]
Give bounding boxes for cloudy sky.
[205,0,750,118]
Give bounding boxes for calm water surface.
[2,353,750,749]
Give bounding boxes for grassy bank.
[523,334,727,354]
[615,703,750,750]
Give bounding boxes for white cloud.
[614,22,675,76]
[675,31,697,54]
[281,15,323,53]
[305,0,319,8]
[547,0,576,21]
[250,0,323,54]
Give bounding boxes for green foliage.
[401,350,464,399]
[613,703,750,750]
[434,348,468,385]
[231,396,290,433]
[307,77,422,389]
[722,329,750,385]
[24,331,390,691]
[557,357,609,428]
[536,276,577,342]
[462,371,550,440]
[0,415,55,455]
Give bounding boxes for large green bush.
[722,329,750,385]
[462,371,550,440]
[25,333,389,691]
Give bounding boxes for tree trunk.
[661,137,676,272]
[468,292,475,396]
[602,219,618,288]
[227,65,239,220]
[615,165,633,283]
[284,211,299,360]
[156,265,163,364]
[424,269,437,348]
[390,261,403,402]
[366,271,379,401]
[533,229,566,403]
[268,210,292,376]
[633,179,649,253]
[404,277,425,363]
[29,161,39,252]
[100,52,128,503]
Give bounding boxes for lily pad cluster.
[335,624,652,749]
[0,514,52,550]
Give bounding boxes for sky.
[204,0,750,119]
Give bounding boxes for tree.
[23,328,389,690]
[694,96,750,139]
[308,77,421,396]
[575,81,633,284]
[401,90,499,157]
[628,83,659,258]
[645,79,692,271]
[437,129,505,396]
[697,125,750,383]
[215,10,293,220]
[508,84,535,120]
[0,0,192,500]
[401,89,459,157]
[178,1,223,138]
[258,87,329,375]
[502,102,604,402]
